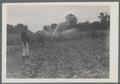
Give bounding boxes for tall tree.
[65,13,78,28]
[98,12,110,29]
[98,12,106,24]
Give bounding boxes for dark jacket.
[21,30,29,44]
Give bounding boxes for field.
[7,33,109,78]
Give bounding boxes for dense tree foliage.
[98,12,110,29]
[7,24,29,34]
[65,13,78,28]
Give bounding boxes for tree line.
[7,12,110,34]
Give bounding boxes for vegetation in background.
[7,12,110,45]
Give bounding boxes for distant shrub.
[77,21,93,32]
[35,31,45,44]
[43,23,57,33]
[7,24,15,34]
[50,23,57,32]
[86,30,109,38]
[7,34,22,45]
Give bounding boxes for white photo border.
[2,2,119,83]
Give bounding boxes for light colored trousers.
[22,42,29,56]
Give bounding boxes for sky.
[7,4,110,32]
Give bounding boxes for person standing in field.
[21,25,30,59]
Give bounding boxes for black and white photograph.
[2,2,119,83]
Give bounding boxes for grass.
[7,35,109,78]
